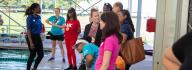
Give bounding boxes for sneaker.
[72,66,77,70]
[32,68,37,70]
[64,65,73,70]
[62,58,65,63]
[48,57,54,61]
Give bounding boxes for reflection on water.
[0,61,26,70]
[0,50,29,59]
[0,49,50,70]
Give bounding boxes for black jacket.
[83,23,102,47]
[120,20,134,40]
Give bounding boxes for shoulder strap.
[53,16,61,24]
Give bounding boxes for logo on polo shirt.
[84,50,88,55]
[33,19,36,22]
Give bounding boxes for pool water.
[0,49,50,70]
[0,61,26,70]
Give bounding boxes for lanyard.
[53,16,61,24]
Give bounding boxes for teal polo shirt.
[82,43,98,70]
[48,16,65,35]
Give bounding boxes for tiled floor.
[0,40,153,70]
[130,55,152,70]
[38,45,153,70]
[38,46,82,70]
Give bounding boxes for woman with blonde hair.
[84,8,102,47]
[45,8,65,62]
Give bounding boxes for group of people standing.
[25,1,134,70]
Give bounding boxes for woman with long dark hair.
[117,10,135,70]
[25,3,44,70]
[94,12,122,70]
[64,7,81,70]
[118,10,135,41]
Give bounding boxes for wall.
[153,0,189,70]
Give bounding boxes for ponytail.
[24,3,40,16]
[25,7,33,16]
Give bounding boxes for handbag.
[120,37,145,64]
[46,16,61,39]
[41,24,45,41]
[46,31,52,39]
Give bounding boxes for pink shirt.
[94,34,120,70]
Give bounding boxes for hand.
[142,42,144,45]
[87,67,91,70]
[30,43,35,50]
[100,66,106,70]
[58,26,63,28]
[52,24,56,26]
[91,37,95,43]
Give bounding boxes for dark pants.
[125,64,131,70]
[119,53,131,70]
[26,34,44,70]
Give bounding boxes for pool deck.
[37,47,82,70]
[0,39,153,70]
[37,47,152,70]
[37,45,152,70]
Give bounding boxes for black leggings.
[125,64,131,70]
[26,34,44,70]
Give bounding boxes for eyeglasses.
[103,3,112,12]
[68,8,74,14]
[68,11,73,14]
[104,3,110,6]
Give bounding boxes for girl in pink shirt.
[94,12,122,70]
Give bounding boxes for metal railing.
[0,0,104,42]
[188,24,192,31]
[0,10,25,30]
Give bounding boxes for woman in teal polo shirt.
[75,39,98,70]
[45,8,65,62]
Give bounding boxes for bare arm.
[77,20,81,34]
[163,47,181,70]
[78,28,81,34]
[45,19,64,28]
[57,24,65,28]
[100,51,112,70]
[27,30,34,49]
[45,19,53,26]
[86,54,93,70]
